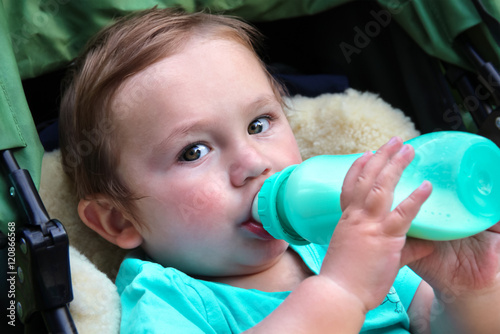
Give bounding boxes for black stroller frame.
[1,149,77,333]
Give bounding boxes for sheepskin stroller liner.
[1,1,499,333]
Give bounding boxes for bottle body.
[253,131,500,245]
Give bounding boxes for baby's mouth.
[241,217,275,240]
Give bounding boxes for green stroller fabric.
[0,4,43,234]
[3,0,500,81]
[378,0,500,69]
[2,0,349,80]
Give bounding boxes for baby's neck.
[211,248,314,292]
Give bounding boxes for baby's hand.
[319,137,433,311]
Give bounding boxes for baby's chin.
[237,239,291,272]
[202,242,291,277]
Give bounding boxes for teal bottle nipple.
[252,131,500,245]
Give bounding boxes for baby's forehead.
[111,63,168,119]
[110,37,263,119]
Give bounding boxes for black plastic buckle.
[15,219,73,324]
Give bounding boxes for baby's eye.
[248,117,270,135]
[179,144,210,162]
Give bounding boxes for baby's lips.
[241,219,275,240]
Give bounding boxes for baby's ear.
[78,196,143,249]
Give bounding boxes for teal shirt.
[116,244,421,333]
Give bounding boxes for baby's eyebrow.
[150,121,209,156]
[245,95,281,113]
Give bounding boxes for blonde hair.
[59,8,285,221]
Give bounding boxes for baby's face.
[112,36,302,277]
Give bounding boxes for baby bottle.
[252,131,500,245]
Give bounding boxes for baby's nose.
[229,146,271,187]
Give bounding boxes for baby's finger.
[364,144,415,213]
[387,181,433,236]
[358,137,403,181]
[341,151,373,210]
[344,137,403,208]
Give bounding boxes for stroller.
[1,0,499,332]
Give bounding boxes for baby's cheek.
[174,179,228,223]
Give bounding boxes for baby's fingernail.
[418,180,432,191]
[388,136,400,145]
[399,144,411,154]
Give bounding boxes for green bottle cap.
[253,165,310,245]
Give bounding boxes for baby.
[59,8,500,333]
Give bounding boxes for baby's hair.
[59,7,285,223]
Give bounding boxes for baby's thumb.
[400,238,435,267]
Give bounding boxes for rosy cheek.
[171,178,228,225]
